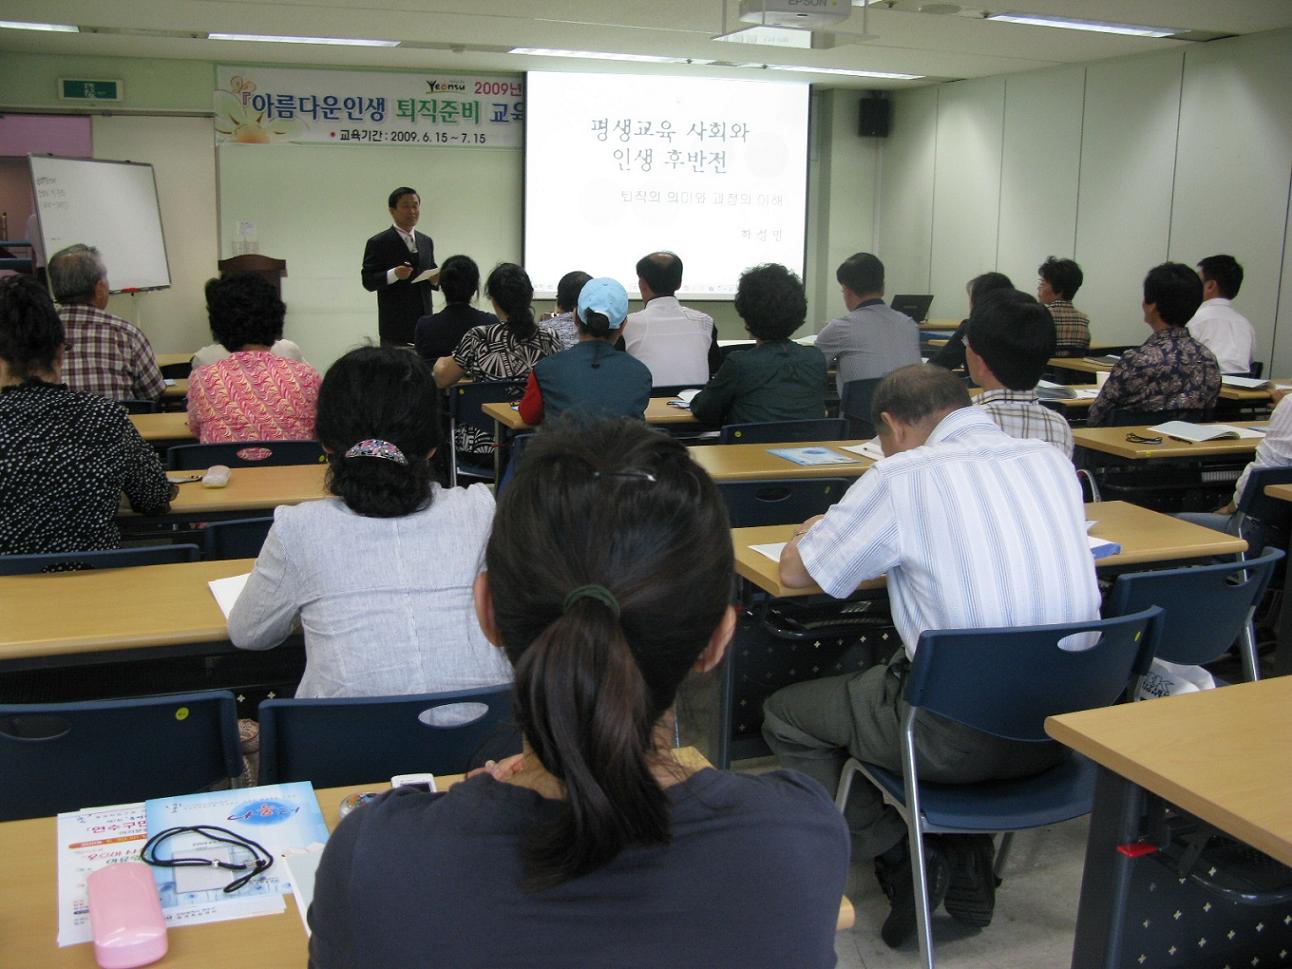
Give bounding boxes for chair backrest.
[718,478,850,527]
[167,440,326,470]
[120,398,159,414]
[258,685,515,787]
[0,544,200,576]
[1250,361,1264,379]
[1235,465,1292,537]
[718,418,849,445]
[1105,547,1282,668]
[495,432,534,498]
[202,516,275,561]
[1075,468,1101,503]
[1100,407,1213,427]
[840,378,883,439]
[0,691,241,821]
[904,607,1162,742]
[446,379,526,481]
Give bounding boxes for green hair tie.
[562,584,621,619]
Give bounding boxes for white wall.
[92,116,218,356]
[881,29,1292,371]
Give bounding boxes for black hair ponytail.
[485,416,734,889]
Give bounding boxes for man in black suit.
[361,186,438,346]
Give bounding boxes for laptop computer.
[890,294,934,323]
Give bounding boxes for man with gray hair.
[48,244,165,402]
[763,363,1099,947]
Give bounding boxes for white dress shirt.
[1187,298,1255,374]
[621,296,714,386]
[1233,392,1292,505]
[797,407,1099,658]
[385,225,421,285]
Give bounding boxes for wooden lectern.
[217,254,287,298]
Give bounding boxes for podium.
[217,254,287,298]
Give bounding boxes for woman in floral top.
[186,273,321,443]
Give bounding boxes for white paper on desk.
[673,388,702,404]
[56,802,150,946]
[1072,388,1101,399]
[409,268,438,284]
[751,542,787,563]
[209,573,251,619]
[282,844,326,936]
[55,803,283,947]
[840,440,886,461]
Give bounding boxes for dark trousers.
[761,651,1066,860]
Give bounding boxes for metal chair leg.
[1239,609,1261,681]
[993,832,1013,879]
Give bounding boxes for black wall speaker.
[859,98,891,138]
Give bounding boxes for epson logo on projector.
[738,0,850,28]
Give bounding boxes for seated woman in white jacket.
[228,345,512,699]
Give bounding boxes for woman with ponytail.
[308,417,849,969]
[432,261,561,388]
[517,277,651,425]
[0,276,172,554]
[228,346,511,699]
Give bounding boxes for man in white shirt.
[763,364,1099,946]
[620,251,719,387]
[965,289,1074,458]
[813,252,920,397]
[1187,254,1255,375]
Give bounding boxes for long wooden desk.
[163,378,187,399]
[689,440,875,481]
[1047,679,1292,968]
[1072,421,1268,460]
[732,501,1249,598]
[2,747,853,967]
[155,353,193,370]
[130,411,195,444]
[0,559,255,664]
[481,396,699,433]
[121,464,327,522]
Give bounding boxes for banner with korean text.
[214,67,523,148]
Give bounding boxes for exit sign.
[59,79,123,101]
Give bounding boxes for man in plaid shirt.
[48,244,165,402]
[964,289,1073,458]
[1036,255,1091,356]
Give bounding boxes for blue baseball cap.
[577,277,630,330]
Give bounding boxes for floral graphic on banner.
[214,76,304,143]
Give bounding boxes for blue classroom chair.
[834,607,1161,969]
[258,685,516,787]
[841,378,882,439]
[202,516,275,560]
[0,544,200,576]
[718,478,849,527]
[718,418,848,444]
[446,379,526,485]
[167,440,326,470]
[1105,547,1282,684]
[0,691,242,821]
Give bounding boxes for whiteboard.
[29,155,171,291]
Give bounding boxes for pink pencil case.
[87,862,168,968]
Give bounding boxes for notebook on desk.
[1147,421,1266,444]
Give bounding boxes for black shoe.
[876,837,950,948]
[942,834,997,928]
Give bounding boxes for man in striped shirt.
[763,364,1099,946]
[965,288,1074,458]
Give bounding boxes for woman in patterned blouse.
[186,273,321,444]
[431,262,561,388]
[0,276,172,555]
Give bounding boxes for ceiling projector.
[738,0,852,29]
